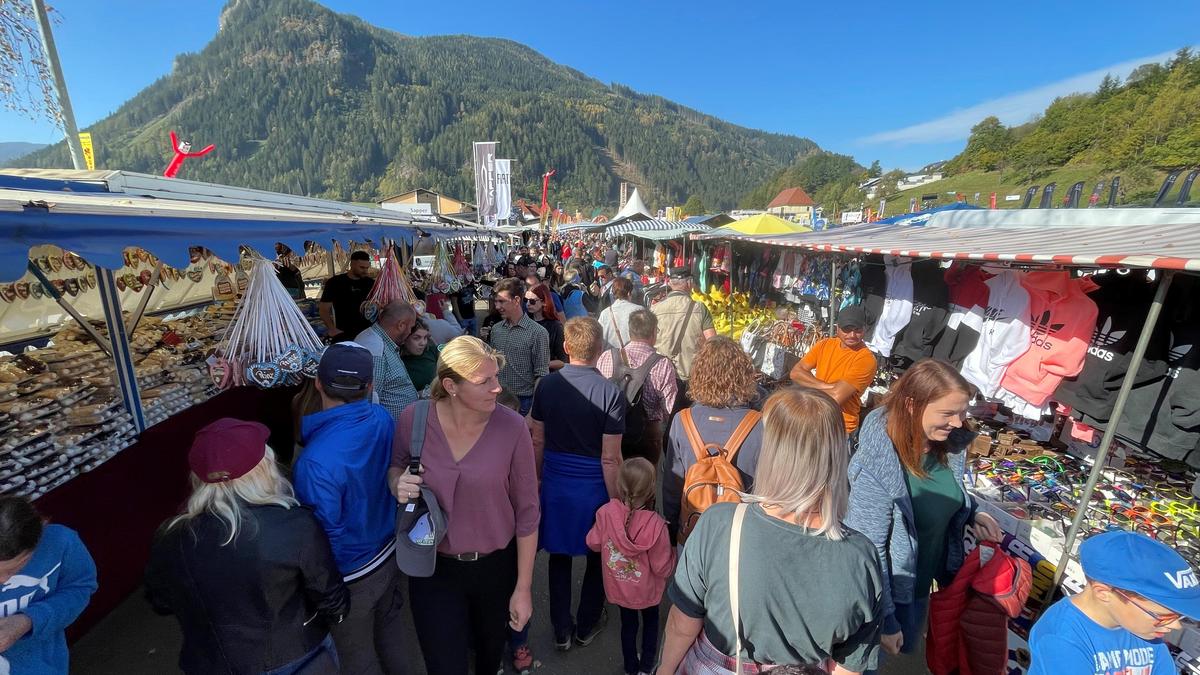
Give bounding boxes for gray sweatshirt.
[844,407,975,634]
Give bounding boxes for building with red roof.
[767,187,815,225]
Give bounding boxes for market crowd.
[1,236,1195,675]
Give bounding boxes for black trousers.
[409,542,517,675]
[619,605,660,674]
[548,552,606,640]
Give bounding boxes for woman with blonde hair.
[390,335,540,675]
[145,418,348,675]
[663,336,764,545]
[658,387,885,674]
[846,358,1003,671]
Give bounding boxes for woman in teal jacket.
[845,358,1003,670]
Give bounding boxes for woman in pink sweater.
[587,458,676,675]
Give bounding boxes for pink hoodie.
[586,499,676,610]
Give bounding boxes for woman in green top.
[660,387,886,674]
[845,359,1004,672]
[400,319,439,393]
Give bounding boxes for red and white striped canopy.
[694,208,1200,271]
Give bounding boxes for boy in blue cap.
[1029,530,1200,674]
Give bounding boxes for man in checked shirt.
[488,277,550,416]
[597,309,678,465]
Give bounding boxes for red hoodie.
[586,499,675,610]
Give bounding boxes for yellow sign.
[78,132,95,170]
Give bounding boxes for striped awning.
[693,208,1200,271]
[606,219,710,237]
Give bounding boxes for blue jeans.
[262,634,338,675]
[865,597,928,675]
[518,396,533,416]
[620,605,660,674]
[461,317,477,337]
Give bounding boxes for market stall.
[696,206,1200,672]
[0,169,488,633]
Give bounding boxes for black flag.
[1153,169,1182,207]
[1177,169,1199,205]
[1021,185,1040,209]
[1107,177,1120,207]
[1064,181,1085,208]
[1088,179,1105,207]
[1038,183,1057,209]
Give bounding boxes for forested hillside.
[14,0,818,211]
[946,49,1200,180]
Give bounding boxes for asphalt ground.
[70,552,928,675]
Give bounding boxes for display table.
[35,384,300,640]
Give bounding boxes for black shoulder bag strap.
[410,400,430,475]
[670,299,697,359]
[625,353,664,404]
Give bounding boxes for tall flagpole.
[30,0,85,170]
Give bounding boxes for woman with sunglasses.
[1028,529,1198,675]
[526,284,567,371]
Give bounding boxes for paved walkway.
[71,552,929,674]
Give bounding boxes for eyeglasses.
[838,325,864,334]
[524,296,541,304]
[1111,587,1182,627]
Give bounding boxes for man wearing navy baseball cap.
[1029,530,1200,675]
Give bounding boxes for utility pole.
[30,0,86,170]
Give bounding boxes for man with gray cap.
[294,343,407,674]
[1029,529,1200,675]
[789,304,877,433]
[651,267,716,385]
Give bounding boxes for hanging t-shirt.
[891,260,949,368]
[865,256,913,358]
[959,271,1031,398]
[933,264,993,368]
[1028,596,1173,675]
[801,338,878,433]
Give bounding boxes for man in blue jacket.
[0,495,96,674]
[295,342,405,674]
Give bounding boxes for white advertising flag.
[494,159,512,225]
[472,141,498,226]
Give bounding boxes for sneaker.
[554,631,572,652]
[573,609,608,647]
[512,645,534,674]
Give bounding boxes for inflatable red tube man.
[163,131,215,178]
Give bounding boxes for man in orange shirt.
[789,305,878,432]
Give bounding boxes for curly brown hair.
[687,337,758,408]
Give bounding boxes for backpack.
[607,348,663,456]
[678,408,761,543]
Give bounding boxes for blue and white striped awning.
[606,219,711,237]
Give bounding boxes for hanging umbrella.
[720,213,812,236]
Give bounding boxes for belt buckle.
[458,552,480,562]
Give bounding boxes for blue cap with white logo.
[1080,530,1200,619]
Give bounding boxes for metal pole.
[1049,269,1176,592]
[30,0,86,170]
[828,258,840,335]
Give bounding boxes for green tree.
[682,194,706,216]
[945,116,1013,174]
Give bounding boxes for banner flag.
[494,159,512,225]
[909,198,917,213]
[472,142,497,226]
[989,192,997,209]
[78,133,95,170]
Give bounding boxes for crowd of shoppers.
[19,241,1197,675]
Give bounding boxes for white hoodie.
[866,256,913,358]
[959,271,1031,398]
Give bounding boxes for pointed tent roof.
[768,186,815,209]
[614,187,651,222]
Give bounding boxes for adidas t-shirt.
[1029,597,1174,675]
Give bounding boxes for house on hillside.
[380,188,471,215]
[766,187,815,225]
[858,177,884,199]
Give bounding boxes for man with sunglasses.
[1029,530,1200,675]
[789,305,878,433]
[488,278,549,416]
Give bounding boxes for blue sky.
[3,0,1199,171]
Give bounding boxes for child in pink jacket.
[586,458,675,675]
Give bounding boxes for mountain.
[0,142,46,164]
[14,0,819,211]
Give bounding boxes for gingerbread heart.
[246,362,282,388]
[187,268,204,283]
[49,255,62,273]
[30,284,44,299]
[0,284,15,303]
[276,345,304,374]
[301,350,322,378]
[63,278,79,297]
[13,282,29,300]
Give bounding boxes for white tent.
[613,187,651,222]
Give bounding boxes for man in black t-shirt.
[318,251,375,341]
